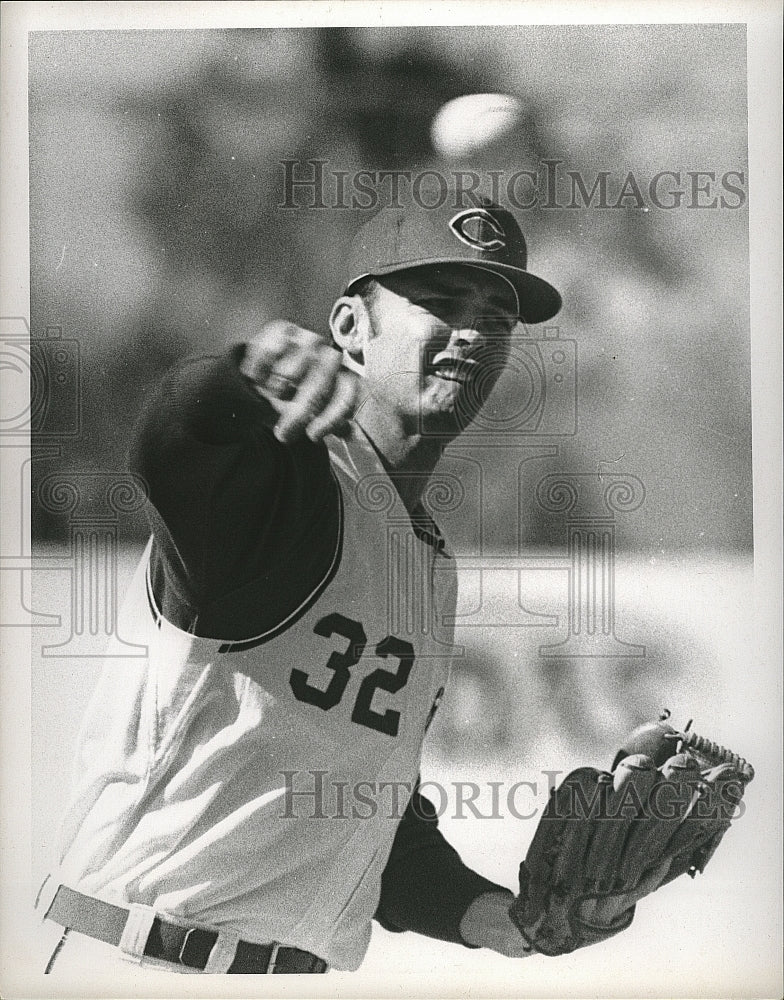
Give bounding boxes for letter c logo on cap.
[449,209,507,251]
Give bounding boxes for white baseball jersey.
[52,425,457,970]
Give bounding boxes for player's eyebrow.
[484,289,519,313]
[414,274,517,313]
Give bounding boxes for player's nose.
[448,325,483,351]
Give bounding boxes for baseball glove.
[509,711,754,956]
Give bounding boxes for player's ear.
[329,295,368,368]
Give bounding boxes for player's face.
[361,265,519,436]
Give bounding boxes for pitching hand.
[240,320,359,443]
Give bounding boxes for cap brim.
[347,258,562,324]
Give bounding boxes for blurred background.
[28,24,751,553]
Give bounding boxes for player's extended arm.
[375,784,528,954]
[129,323,357,639]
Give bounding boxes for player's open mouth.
[428,352,477,385]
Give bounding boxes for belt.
[45,885,328,973]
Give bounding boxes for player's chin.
[419,378,484,432]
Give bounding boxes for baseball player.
[36,197,749,975]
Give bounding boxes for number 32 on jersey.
[289,612,417,737]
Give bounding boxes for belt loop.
[202,930,240,973]
[267,942,280,973]
[35,876,59,921]
[118,903,156,962]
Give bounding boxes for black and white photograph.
[1,2,781,998]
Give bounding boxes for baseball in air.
[430,93,524,160]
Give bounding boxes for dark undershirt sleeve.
[375,785,510,947]
[129,345,340,640]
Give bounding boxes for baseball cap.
[344,197,562,324]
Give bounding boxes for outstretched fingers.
[240,321,358,443]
